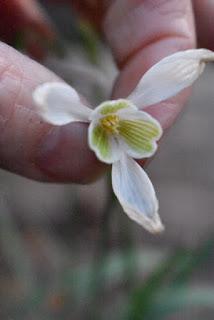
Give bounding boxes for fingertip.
[107,0,195,131]
[0,42,105,183]
[35,122,107,183]
[112,36,195,99]
[104,0,195,68]
[143,88,192,130]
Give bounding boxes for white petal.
[112,155,164,233]
[88,120,122,164]
[33,82,92,125]
[118,110,162,159]
[128,49,214,108]
[90,99,137,121]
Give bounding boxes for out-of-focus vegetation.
[1,203,214,320]
[0,1,214,319]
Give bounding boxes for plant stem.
[88,174,116,320]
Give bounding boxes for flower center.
[100,114,120,134]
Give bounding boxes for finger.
[0,0,55,60]
[103,0,196,130]
[193,0,214,50]
[0,42,104,183]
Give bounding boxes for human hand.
[0,0,55,60]
[0,0,212,183]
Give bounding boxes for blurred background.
[0,1,214,319]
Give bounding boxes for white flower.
[33,49,214,233]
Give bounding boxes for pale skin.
[0,0,213,183]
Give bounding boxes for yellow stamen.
[100,114,120,134]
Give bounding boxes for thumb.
[0,42,104,183]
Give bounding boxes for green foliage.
[124,239,214,320]
[78,21,100,65]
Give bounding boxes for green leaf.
[124,239,214,320]
[148,286,214,319]
[125,252,183,320]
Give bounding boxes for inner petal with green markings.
[88,99,162,164]
[118,113,162,159]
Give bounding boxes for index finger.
[104,0,196,129]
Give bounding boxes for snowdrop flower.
[33,49,214,233]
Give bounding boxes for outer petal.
[88,120,122,164]
[112,155,164,233]
[128,49,214,108]
[118,111,162,159]
[33,82,92,125]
